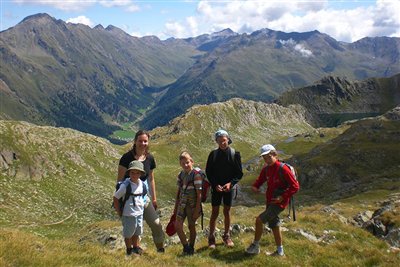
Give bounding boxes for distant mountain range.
[1,13,399,137]
[0,13,199,136]
[142,30,400,129]
[277,73,400,127]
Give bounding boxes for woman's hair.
[131,130,150,155]
[179,151,193,162]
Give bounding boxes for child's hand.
[222,182,231,192]
[271,196,283,204]
[251,186,260,193]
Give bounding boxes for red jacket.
[252,160,299,209]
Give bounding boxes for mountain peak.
[210,28,238,38]
[21,13,54,23]
[19,13,60,28]
[94,24,105,30]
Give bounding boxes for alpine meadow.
[1,13,400,267]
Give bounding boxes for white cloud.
[66,15,94,27]
[163,0,400,42]
[294,44,313,57]
[126,4,140,12]
[99,0,132,8]
[186,16,199,37]
[12,0,140,12]
[164,21,186,38]
[99,0,139,11]
[279,39,313,57]
[12,0,93,12]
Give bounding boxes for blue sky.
[1,0,399,42]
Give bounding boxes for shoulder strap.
[124,179,132,198]
[229,147,236,161]
[178,171,191,193]
[278,162,296,220]
[141,183,147,196]
[132,182,147,196]
[212,149,218,163]
[121,180,132,210]
[278,162,289,186]
[212,147,236,163]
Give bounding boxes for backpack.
[114,179,148,212]
[211,147,239,199]
[277,162,298,221]
[195,167,210,203]
[178,167,208,229]
[178,167,209,203]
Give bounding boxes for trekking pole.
[291,196,296,221]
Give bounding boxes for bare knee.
[175,220,184,232]
[223,206,231,217]
[211,207,220,219]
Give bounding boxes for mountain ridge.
[277,73,400,127]
[141,30,400,129]
[1,13,399,136]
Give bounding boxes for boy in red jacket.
[245,144,299,256]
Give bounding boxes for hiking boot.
[132,246,143,255]
[183,244,193,255]
[126,247,133,256]
[266,250,285,257]
[245,242,260,255]
[157,247,165,253]
[208,235,216,249]
[222,234,234,247]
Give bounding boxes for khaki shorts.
[177,204,196,226]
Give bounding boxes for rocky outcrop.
[291,106,400,201]
[153,98,315,144]
[353,193,400,248]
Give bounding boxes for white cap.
[260,144,276,156]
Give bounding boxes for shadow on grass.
[196,244,255,263]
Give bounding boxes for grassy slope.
[0,120,123,237]
[1,104,399,266]
[1,191,398,267]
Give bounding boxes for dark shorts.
[211,190,234,207]
[259,204,285,228]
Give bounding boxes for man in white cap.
[245,144,299,256]
[205,129,243,248]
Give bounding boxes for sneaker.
[157,247,165,253]
[208,235,216,249]
[222,234,234,247]
[266,250,285,257]
[132,246,143,255]
[245,242,260,255]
